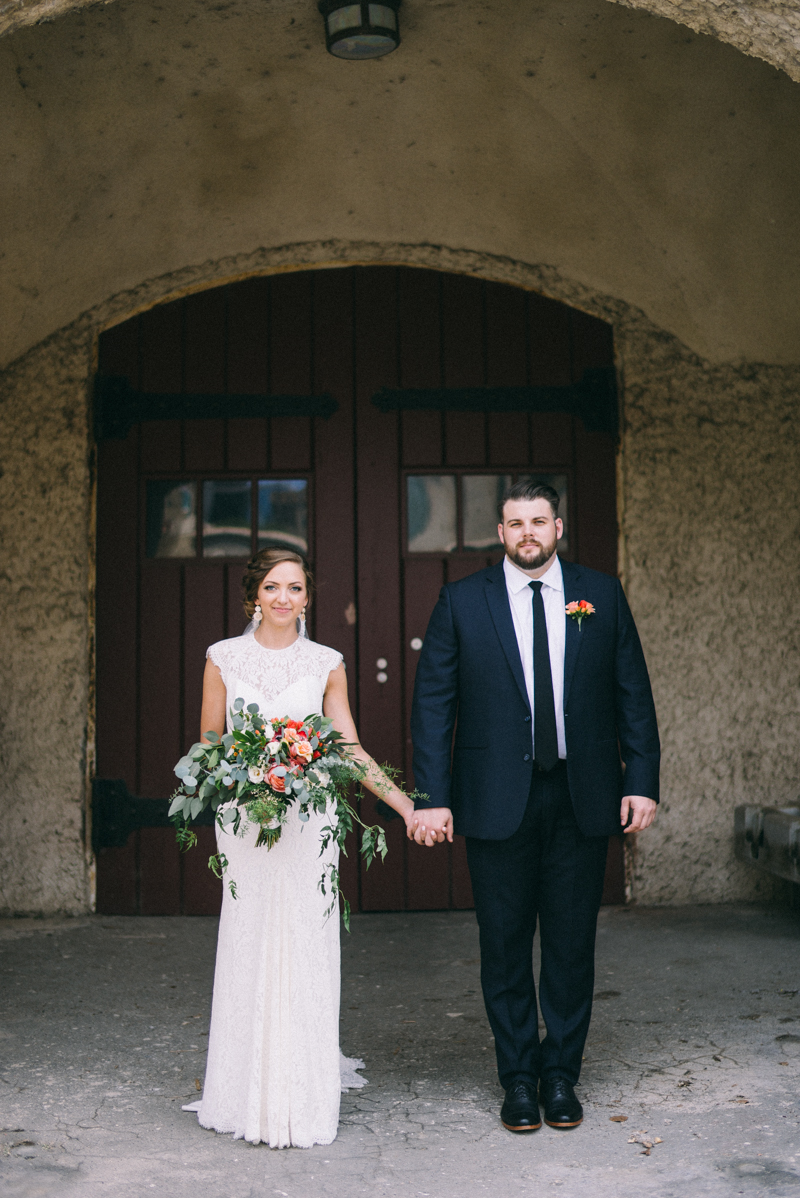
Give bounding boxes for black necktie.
[529,580,559,771]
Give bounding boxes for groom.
[409,480,660,1133]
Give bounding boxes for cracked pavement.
[1,904,800,1196]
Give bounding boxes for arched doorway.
[93,265,621,915]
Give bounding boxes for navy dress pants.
[465,762,609,1089]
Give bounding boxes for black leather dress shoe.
[540,1078,583,1128]
[500,1080,542,1132]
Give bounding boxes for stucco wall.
[0,244,797,913]
[3,0,800,85]
[2,0,800,370]
[0,324,94,916]
[617,320,800,904]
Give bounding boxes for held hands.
[621,795,657,833]
[407,807,454,847]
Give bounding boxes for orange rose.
[266,766,287,793]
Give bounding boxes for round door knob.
[377,671,388,683]
[410,637,423,651]
[376,657,388,669]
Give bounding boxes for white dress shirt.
[503,554,567,760]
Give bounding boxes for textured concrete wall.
[0,324,94,916]
[3,0,800,84]
[2,0,800,369]
[1,243,797,913]
[616,322,800,904]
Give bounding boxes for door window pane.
[515,474,569,551]
[203,480,252,558]
[407,475,457,553]
[462,475,513,551]
[146,481,197,558]
[257,479,308,554]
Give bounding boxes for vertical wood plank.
[402,558,445,783]
[528,293,572,386]
[571,308,616,574]
[312,269,359,906]
[397,268,443,466]
[139,300,184,470]
[98,316,140,383]
[450,838,475,908]
[227,277,270,471]
[95,840,138,916]
[530,413,574,466]
[354,267,405,911]
[402,411,443,466]
[184,565,225,747]
[183,289,227,470]
[95,427,139,785]
[486,281,529,466]
[226,563,248,638]
[442,274,486,466]
[270,273,313,471]
[138,565,182,797]
[139,827,181,915]
[403,559,450,910]
[184,419,226,472]
[182,826,223,915]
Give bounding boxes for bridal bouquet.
[169,699,387,926]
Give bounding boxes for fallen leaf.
[654,1137,663,1144]
[641,1149,651,1156]
[194,1078,201,1091]
[779,1061,788,1066]
[610,1115,628,1122]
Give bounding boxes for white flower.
[312,768,331,788]
[248,765,265,784]
[267,740,281,756]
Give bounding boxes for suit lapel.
[561,559,585,708]
[484,562,530,711]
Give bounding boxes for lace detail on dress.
[207,635,342,708]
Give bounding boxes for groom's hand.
[621,795,657,833]
[409,807,454,847]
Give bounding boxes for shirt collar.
[503,553,564,594]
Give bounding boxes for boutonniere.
[565,600,595,630]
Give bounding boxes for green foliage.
[169,702,416,929]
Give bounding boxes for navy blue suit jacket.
[410,558,660,839]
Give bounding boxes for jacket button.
[524,715,531,723]
[523,753,531,762]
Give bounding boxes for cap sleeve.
[315,643,344,680]
[206,640,229,682]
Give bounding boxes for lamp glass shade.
[322,1,400,60]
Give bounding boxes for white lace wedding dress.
[186,633,366,1149]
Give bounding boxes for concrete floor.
[1,904,800,1197]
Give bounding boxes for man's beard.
[506,535,557,572]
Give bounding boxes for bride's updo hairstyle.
[242,548,316,620]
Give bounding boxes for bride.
[186,547,417,1149]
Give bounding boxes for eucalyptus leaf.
[204,730,220,744]
[168,796,184,817]
[174,764,189,779]
[298,811,310,822]
[183,777,197,791]
[189,795,202,820]
[222,807,237,825]
[246,703,259,714]
[233,698,245,712]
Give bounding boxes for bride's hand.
[407,807,453,847]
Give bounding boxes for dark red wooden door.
[94,267,622,916]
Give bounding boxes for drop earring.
[253,603,263,627]
[298,607,307,638]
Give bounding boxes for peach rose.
[290,740,314,764]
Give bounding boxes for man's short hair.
[498,479,560,522]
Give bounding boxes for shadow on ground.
[1,905,800,1196]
